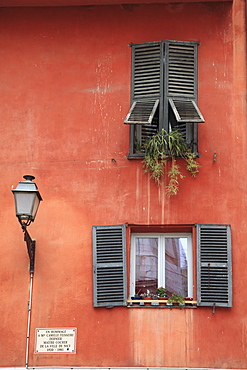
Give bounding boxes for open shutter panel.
[197,224,232,307]
[169,98,204,123]
[124,41,164,125]
[125,99,159,125]
[92,225,127,307]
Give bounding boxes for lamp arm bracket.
[23,228,36,274]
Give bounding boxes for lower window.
[130,233,193,298]
[92,224,232,308]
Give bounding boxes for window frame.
[126,39,204,158]
[92,224,232,308]
[130,232,193,298]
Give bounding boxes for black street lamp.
[12,175,42,273]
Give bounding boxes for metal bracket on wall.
[23,228,36,274]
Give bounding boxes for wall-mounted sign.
[35,328,76,354]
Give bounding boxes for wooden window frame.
[130,232,193,298]
[126,40,204,158]
[92,224,232,308]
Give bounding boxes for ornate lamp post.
[12,175,42,273]
[12,175,42,368]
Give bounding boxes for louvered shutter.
[166,40,198,99]
[92,225,127,307]
[124,41,164,125]
[168,98,204,123]
[197,224,232,307]
[165,40,204,151]
[125,99,159,125]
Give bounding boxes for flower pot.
[131,296,142,306]
[143,297,152,305]
[185,297,193,306]
[158,297,167,306]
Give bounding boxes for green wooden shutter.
[165,40,204,152]
[197,224,232,307]
[131,41,163,100]
[166,40,198,99]
[126,40,164,123]
[168,98,204,123]
[125,99,159,125]
[92,225,127,307]
[126,41,164,156]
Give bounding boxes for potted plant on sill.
[141,290,154,305]
[131,288,142,300]
[167,293,185,307]
[156,286,168,299]
[185,297,194,306]
[142,129,200,196]
[131,288,142,305]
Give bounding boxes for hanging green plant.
[142,129,200,196]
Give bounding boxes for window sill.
[126,152,200,160]
[126,153,145,160]
[127,299,197,308]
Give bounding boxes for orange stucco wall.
[0,0,246,368]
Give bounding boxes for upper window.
[130,233,193,298]
[124,40,204,157]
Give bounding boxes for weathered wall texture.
[0,0,246,368]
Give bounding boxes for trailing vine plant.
[142,129,200,196]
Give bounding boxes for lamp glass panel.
[31,194,41,220]
[14,191,37,217]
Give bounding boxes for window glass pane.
[165,238,188,297]
[135,238,158,295]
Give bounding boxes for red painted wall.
[0,0,246,368]
[0,0,232,7]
